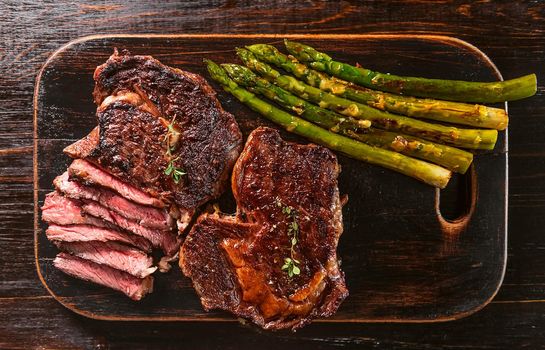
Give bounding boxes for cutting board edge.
[33,33,508,323]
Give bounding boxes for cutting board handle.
[435,165,477,238]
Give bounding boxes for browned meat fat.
[53,252,154,301]
[64,50,243,231]
[55,241,157,278]
[180,127,348,330]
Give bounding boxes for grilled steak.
[55,241,157,278]
[53,252,154,301]
[180,127,348,330]
[42,192,110,229]
[46,224,152,253]
[81,200,179,256]
[64,50,242,231]
[54,172,173,231]
[68,159,165,208]
[44,51,243,301]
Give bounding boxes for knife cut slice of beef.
[42,192,110,229]
[54,172,173,231]
[55,241,157,278]
[180,127,348,331]
[81,200,179,257]
[46,224,152,253]
[53,252,154,301]
[64,50,242,231]
[68,158,165,209]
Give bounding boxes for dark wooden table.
[2,1,544,348]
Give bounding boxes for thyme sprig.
[163,116,185,183]
[164,157,186,184]
[276,197,301,277]
[163,116,180,156]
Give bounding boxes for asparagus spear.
[205,59,452,188]
[222,63,372,131]
[244,43,508,130]
[284,40,537,103]
[222,63,473,174]
[237,48,498,150]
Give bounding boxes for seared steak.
[180,127,348,330]
[44,51,242,301]
[46,224,152,253]
[54,172,173,231]
[53,252,153,301]
[55,241,157,278]
[68,159,165,208]
[42,192,110,229]
[81,200,179,256]
[65,50,242,231]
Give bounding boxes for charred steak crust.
[179,214,253,315]
[85,50,242,214]
[91,101,174,200]
[180,127,348,330]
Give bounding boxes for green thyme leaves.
[164,158,186,184]
[163,117,181,156]
[276,197,301,278]
[281,257,301,278]
[163,116,185,183]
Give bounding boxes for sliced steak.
[64,50,242,230]
[56,241,157,278]
[54,172,173,231]
[42,191,110,228]
[54,252,153,301]
[180,127,348,330]
[46,224,152,253]
[68,159,165,208]
[81,200,180,257]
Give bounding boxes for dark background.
[1,1,544,348]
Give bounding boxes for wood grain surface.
[1,1,545,349]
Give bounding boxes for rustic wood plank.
[1,297,545,349]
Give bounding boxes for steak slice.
[64,50,242,231]
[180,127,348,330]
[81,200,179,257]
[68,159,165,209]
[54,252,153,301]
[46,224,152,253]
[42,192,110,229]
[55,241,157,278]
[54,172,173,231]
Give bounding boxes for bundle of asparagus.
[205,41,537,188]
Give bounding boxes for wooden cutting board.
[34,34,507,323]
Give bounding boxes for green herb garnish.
[163,116,180,156]
[276,197,301,277]
[164,158,186,184]
[281,257,300,278]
